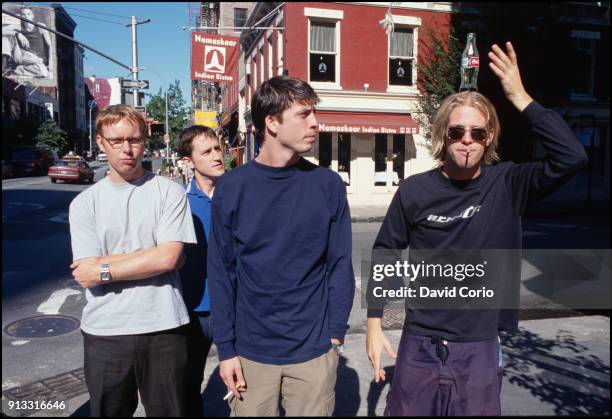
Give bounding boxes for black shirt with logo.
[367,101,588,341]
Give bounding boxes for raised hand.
[488,42,533,112]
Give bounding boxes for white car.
[97,153,108,162]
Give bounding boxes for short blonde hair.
[96,104,146,138]
[430,91,501,165]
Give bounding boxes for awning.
[316,111,420,135]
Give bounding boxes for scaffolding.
[189,2,220,116]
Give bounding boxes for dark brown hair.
[177,125,218,158]
[251,76,319,145]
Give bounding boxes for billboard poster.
[191,32,239,84]
[2,4,57,87]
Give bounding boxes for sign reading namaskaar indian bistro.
[191,33,240,83]
[318,123,419,135]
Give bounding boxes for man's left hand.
[71,259,102,288]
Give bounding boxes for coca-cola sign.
[468,57,480,67]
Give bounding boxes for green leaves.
[34,120,69,155]
[146,80,190,148]
[414,27,461,143]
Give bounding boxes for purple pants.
[384,333,503,416]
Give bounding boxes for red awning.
[316,111,420,135]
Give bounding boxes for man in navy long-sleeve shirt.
[208,76,355,416]
[366,43,588,416]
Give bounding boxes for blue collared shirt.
[180,178,212,313]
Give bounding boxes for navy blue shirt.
[180,178,212,313]
[208,158,355,364]
[368,102,588,341]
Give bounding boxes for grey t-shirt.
[69,171,197,335]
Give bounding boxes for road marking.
[5,202,46,210]
[11,340,30,346]
[37,288,83,315]
[49,213,69,223]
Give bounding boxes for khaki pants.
[230,349,338,417]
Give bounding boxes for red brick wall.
[283,2,451,92]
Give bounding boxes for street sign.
[121,79,149,89]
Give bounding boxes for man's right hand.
[219,357,247,399]
[366,318,397,383]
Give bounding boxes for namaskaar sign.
[191,33,239,84]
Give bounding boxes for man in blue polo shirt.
[177,125,225,416]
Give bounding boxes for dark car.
[48,159,95,184]
[2,160,15,179]
[10,147,58,176]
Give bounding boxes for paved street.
[1,165,609,416]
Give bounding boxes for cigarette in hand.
[223,389,234,401]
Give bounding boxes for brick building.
[237,2,452,205]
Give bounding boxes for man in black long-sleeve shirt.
[366,42,587,416]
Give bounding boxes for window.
[338,134,351,185]
[571,35,597,97]
[253,56,258,89]
[318,132,332,168]
[234,8,247,28]
[389,28,414,86]
[392,134,405,184]
[309,21,336,82]
[259,48,264,84]
[374,134,387,186]
[277,31,284,75]
[268,39,273,81]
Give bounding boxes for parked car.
[97,153,108,162]
[9,146,58,176]
[2,160,15,179]
[61,153,86,162]
[48,159,95,184]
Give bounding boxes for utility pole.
[128,16,151,107]
[165,90,170,168]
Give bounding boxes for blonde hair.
[430,91,501,165]
[96,104,147,138]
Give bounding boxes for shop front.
[303,111,437,206]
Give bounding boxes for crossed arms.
[71,242,184,289]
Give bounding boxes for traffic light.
[150,123,165,138]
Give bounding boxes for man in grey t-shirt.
[69,105,196,417]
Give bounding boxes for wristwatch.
[100,264,112,282]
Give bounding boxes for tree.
[34,120,69,155]
[146,79,191,149]
[414,27,461,143]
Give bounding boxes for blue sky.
[35,2,194,105]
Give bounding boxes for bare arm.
[366,317,397,383]
[71,242,184,288]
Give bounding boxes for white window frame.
[268,37,273,80]
[277,30,284,75]
[387,15,420,94]
[570,30,599,101]
[259,45,264,84]
[306,8,343,90]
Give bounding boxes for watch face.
[100,265,111,282]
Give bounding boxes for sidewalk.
[44,315,608,417]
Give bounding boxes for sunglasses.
[447,126,489,142]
